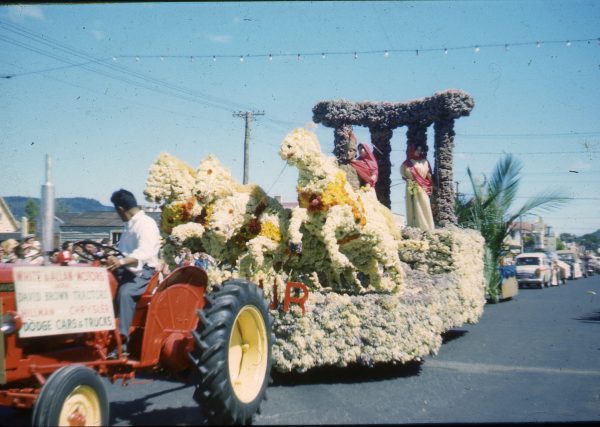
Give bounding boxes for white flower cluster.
[195,155,245,204]
[398,227,456,274]
[171,222,205,244]
[271,227,486,372]
[448,226,487,323]
[144,153,197,204]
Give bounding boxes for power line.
[0,58,102,78]
[0,20,259,114]
[1,20,298,131]
[110,36,600,61]
[459,194,600,200]
[454,151,600,155]
[266,163,288,195]
[0,58,236,126]
[456,131,600,138]
[0,33,242,113]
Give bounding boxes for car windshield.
[516,257,541,266]
[558,254,574,262]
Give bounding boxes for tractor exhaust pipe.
[40,154,55,262]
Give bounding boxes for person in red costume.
[351,142,379,188]
[400,143,435,230]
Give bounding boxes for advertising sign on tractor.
[13,266,115,338]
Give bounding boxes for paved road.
[2,275,599,425]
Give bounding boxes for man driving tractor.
[106,189,161,359]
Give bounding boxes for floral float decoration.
[144,128,487,373]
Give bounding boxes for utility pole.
[520,214,523,253]
[233,110,264,184]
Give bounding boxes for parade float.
[1,91,484,426]
[144,89,486,373]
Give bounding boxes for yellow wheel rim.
[228,305,268,403]
[58,385,102,426]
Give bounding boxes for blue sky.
[1,1,599,235]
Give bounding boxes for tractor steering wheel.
[73,240,125,262]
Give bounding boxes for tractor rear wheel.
[32,365,108,426]
[189,279,273,425]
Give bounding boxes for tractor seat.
[130,271,161,328]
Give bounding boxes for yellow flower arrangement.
[258,220,282,242]
[160,197,199,234]
[407,180,421,196]
[299,171,366,227]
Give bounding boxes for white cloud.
[7,5,45,22]
[207,34,232,44]
[92,30,105,41]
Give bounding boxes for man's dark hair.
[61,241,71,250]
[110,189,138,211]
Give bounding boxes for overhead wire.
[111,37,600,60]
[1,19,302,132]
[456,131,600,138]
[0,20,258,113]
[4,20,598,136]
[0,59,242,126]
[0,33,242,113]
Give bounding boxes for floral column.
[433,119,456,226]
[406,122,429,156]
[333,124,355,161]
[370,126,393,208]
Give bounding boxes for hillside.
[3,196,112,218]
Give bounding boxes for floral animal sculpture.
[279,128,405,293]
[145,153,292,301]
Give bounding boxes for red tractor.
[0,240,273,425]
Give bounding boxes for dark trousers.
[114,265,155,342]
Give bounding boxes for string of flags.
[111,37,600,63]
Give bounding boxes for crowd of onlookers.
[174,247,216,270]
[0,236,45,265]
[1,237,217,275]
[0,237,113,265]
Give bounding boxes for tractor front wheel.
[32,365,108,426]
[189,279,273,425]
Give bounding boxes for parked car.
[515,252,552,288]
[587,256,600,275]
[556,250,583,279]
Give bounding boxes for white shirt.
[117,210,161,273]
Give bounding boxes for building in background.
[0,196,22,241]
[508,216,558,254]
[56,211,161,246]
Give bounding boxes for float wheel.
[189,279,273,425]
[32,365,108,426]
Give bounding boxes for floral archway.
[312,89,475,227]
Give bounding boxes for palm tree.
[456,154,567,303]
